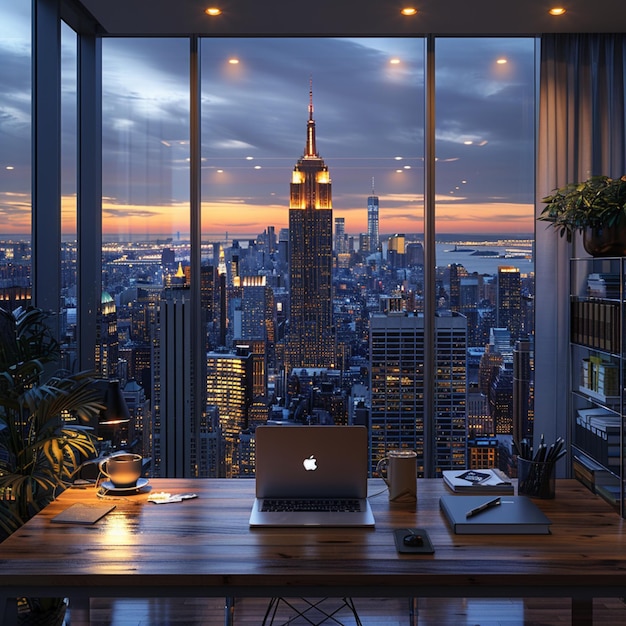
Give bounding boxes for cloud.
[1,20,536,237]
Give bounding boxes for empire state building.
[286,85,334,370]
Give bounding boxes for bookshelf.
[570,257,625,517]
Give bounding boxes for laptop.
[249,424,375,527]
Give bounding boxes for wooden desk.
[0,479,624,626]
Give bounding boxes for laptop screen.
[254,425,369,499]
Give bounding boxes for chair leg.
[409,597,418,626]
[224,596,235,626]
[261,597,362,626]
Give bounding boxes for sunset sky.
[1,5,536,240]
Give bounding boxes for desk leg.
[224,597,235,626]
[571,598,592,626]
[409,597,418,626]
[68,596,90,626]
[1,596,17,625]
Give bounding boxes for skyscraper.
[286,83,334,369]
[369,310,468,477]
[334,216,346,254]
[206,346,254,478]
[367,178,379,253]
[95,291,119,379]
[497,265,522,340]
[152,291,207,478]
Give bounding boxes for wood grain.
[0,479,624,608]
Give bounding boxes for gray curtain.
[535,34,626,467]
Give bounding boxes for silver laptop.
[249,424,375,527]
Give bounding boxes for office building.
[405,241,424,267]
[387,234,405,269]
[334,216,346,254]
[206,346,255,477]
[152,290,208,478]
[286,86,334,370]
[95,291,119,379]
[369,311,468,477]
[497,266,523,341]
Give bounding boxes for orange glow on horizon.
[0,193,533,239]
[96,198,534,239]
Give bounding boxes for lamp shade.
[99,379,131,425]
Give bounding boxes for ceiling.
[74,0,626,37]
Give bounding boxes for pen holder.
[517,458,556,499]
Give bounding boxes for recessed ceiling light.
[390,58,401,65]
[205,7,222,16]
[496,58,508,65]
[228,58,239,65]
[548,7,566,16]
[6,166,14,170]
[401,7,418,16]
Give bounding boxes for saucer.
[100,477,150,494]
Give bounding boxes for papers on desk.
[442,468,514,495]
[439,494,552,535]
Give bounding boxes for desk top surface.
[0,478,624,596]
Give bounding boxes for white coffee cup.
[376,450,417,503]
[99,452,142,488]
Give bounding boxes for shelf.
[570,257,625,517]
[578,386,620,406]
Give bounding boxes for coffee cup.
[376,450,417,503]
[99,452,142,488]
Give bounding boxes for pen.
[465,497,501,518]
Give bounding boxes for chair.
[262,597,362,625]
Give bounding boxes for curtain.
[535,34,626,467]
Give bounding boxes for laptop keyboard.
[261,498,362,513]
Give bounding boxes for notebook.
[51,503,116,525]
[439,494,552,535]
[249,424,375,527]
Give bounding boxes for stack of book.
[587,273,620,299]
[575,407,621,467]
[570,297,620,352]
[442,468,514,495]
[580,356,619,401]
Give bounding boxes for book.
[439,494,552,535]
[51,503,116,525]
[442,468,514,495]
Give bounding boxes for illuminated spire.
[217,245,227,275]
[175,261,185,278]
[305,76,318,158]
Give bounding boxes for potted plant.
[0,306,104,624]
[538,174,626,256]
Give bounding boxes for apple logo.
[303,455,317,471]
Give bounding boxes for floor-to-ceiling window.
[434,38,536,475]
[9,15,536,478]
[200,38,425,476]
[100,38,190,465]
[0,0,32,314]
[60,21,78,370]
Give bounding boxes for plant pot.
[583,222,626,257]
